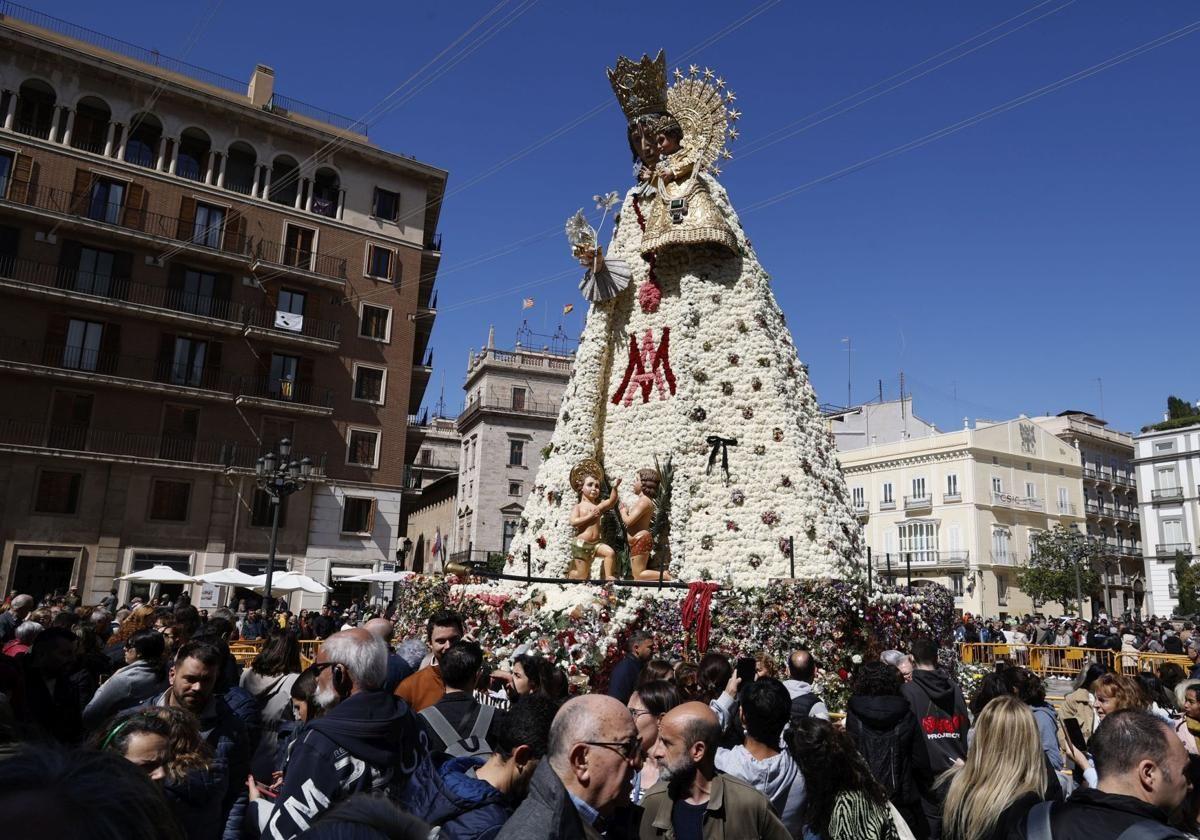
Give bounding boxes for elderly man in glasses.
[497,693,642,840]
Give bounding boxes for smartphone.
[735,657,757,686]
[1062,718,1088,754]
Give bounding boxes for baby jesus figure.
[621,468,671,581]
[567,459,620,580]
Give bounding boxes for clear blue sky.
[38,0,1200,434]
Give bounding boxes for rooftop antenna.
[434,374,447,419]
[1096,377,1105,420]
[841,337,852,407]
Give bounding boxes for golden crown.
[607,50,669,122]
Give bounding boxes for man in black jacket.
[247,628,428,840]
[606,630,654,704]
[1017,709,1191,839]
[902,639,970,839]
[417,640,501,755]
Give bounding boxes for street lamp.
[254,438,312,611]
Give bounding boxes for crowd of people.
[955,611,1200,663]
[3,588,1200,839]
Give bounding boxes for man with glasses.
[640,702,790,840]
[498,694,641,840]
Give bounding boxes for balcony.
[1057,501,1078,515]
[989,552,1026,566]
[250,239,346,286]
[879,499,897,511]
[234,375,333,416]
[943,492,962,503]
[457,394,561,427]
[0,337,235,398]
[0,183,252,262]
[852,502,869,516]
[991,492,1045,512]
[903,494,932,511]
[1157,543,1194,559]
[241,306,341,349]
[870,550,970,570]
[424,233,443,253]
[1151,487,1184,502]
[0,416,232,469]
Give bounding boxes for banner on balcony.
[275,311,304,332]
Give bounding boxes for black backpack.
[789,692,823,726]
[846,714,917,805]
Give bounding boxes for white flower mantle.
[504,176,863,587]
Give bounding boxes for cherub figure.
[567,459,621,580]
[621,468,671,581]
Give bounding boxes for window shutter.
[176,196,196,241]
[112,251,133,300]
[298,357,316,404]
[222,213,246,254]
[204,341,223,389]
[11,154,36,204]
[99,322,121,374]
[167,263,185,292]
[56,240,81,290]
[124,182,146,231]
[71,167,92,210]
[213,272,233,301]
[157,333,175,382]
[44,313,69,365]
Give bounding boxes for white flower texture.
[504,175,863,587]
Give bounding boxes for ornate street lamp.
[254,438,312,610]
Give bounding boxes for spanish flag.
[562,303,574,316]
[522,297,535,310]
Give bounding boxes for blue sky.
[39,0,1200,434]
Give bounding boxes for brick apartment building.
[0,6,445,608]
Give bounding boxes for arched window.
[71,96,111,154]
[15,80,56,140]
[269,155,299,207]
[124,113,163,169]
[224,141,257,195]
[176,127,211,182]
[311,167,340,218]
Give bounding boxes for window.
[0,151,12,198]
[260,418,295,454]
[341,497,375,534]
[418,449,432,465]
[372,187,400,221]
[284,224,316,270]
[76,246,116,296]
[159,404,199,461]
[366,244,393,280]
[167,337,209,387]
[946,474,959,497]
[992,528,1011,564]
[508,440,524,467]
[34,470,82,514]
[149,479,190,521]
[996,574,1009,605]
[48,390,93,449]
[347,428,380,468]
[177,269,217,316]
[1163,519,1185,547]
[276,288,305,332]
[87,178,126,225]
[1157,466,1178,490]
[881,482,894,505]
[898,521,938,563]
[509,481,522,497]
[991,476,1003,495]
[851,486,865,509]
[269,353,299,400]
[1025,481,1036,500]
[1029,529,1043,557]
[1058,486,1070,512]
[63,318,104,371]
[502,518,520,553]
[359,304,391,342]
[250,488,286,527]
[511,387,526,411]
[911,477,927,499]
[192,202,225,248]
[951,574,964,597]
[353,365,386,404]
[1154,440,1176,453]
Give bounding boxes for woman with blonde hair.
[941,695,1060,840]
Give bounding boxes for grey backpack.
[1024,801,1188,840]
[418,704,495,758]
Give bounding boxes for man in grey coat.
[497,694,640,840]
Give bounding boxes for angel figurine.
[567,192,632,303]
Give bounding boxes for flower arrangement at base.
[388,574,952,712]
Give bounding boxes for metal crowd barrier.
[958,643,1190,679]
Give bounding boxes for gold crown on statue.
[607,50,669,122]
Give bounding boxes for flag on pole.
[522,297,535,310]
[562,303,574,316]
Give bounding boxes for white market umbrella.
[195,569,260,587]
[342,571,415,583]
[248,571,330,594]
[119,565,195,584]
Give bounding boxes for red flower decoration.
[536,535,547,549]
[637,280,662,313]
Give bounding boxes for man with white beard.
[246,629,430,839]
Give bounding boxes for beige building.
[838,416,1086,617]
[453,334,572,562]
[1033,411,1143,618]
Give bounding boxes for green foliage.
[1014,525,1102,614]
[1168,396,1196,420]
[1143,414,1200,433]
[650,454,674,570]
[1175,553,1200,617]
[599,472,630,578]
